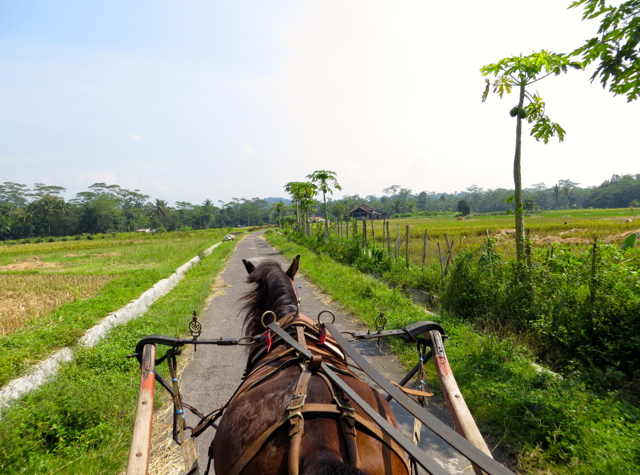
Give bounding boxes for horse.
[212,255,410,475]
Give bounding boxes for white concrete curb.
[0,241,222,409]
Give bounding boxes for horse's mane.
[239,260,298,338]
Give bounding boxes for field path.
[179,231,496,474]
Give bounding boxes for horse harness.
[220,314,411,475]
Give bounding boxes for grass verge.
[0,240,237,475]
[265,231,640,475]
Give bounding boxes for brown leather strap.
[226,404,410,475]
[288,363,313,475]
[295,326,308,350]
[391,380,434,398]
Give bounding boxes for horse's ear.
[242,259,256,274]
[285,255,300,280]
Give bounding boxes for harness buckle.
[287,394,307,411]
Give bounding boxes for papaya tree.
[307,170,342,236]
[481,51,582,263]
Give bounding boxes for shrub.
[86,234,94,240]
[180,226,193,232]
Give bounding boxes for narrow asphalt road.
[178,231,498,474]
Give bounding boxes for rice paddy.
[334,209,639,265]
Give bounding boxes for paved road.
[178,232,497,474]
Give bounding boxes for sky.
[1,0,638,205]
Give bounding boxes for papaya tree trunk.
[514,83,526,264]
[323,191,329,237]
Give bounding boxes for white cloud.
[244,143,257,154]
[129,133,143,142]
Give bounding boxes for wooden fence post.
[371,220,375,248]
[395,224,400,259]
[422,230,428,269]
[386,221,390,253]
[590,237,598,304]
[363,220,367,247]
[405,225,410,268]
[525,228,532,267]
[437,242,444,280]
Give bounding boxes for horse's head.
[239,255,300,337]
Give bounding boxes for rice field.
[0,274,116,336]
[332,209,639,265]
[0,228,234,386]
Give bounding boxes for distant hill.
[263,197,291,205]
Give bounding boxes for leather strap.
[391,380,434,398]
[288,360,313,475]
[226,404,410,475]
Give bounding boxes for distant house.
[348,204,383,220]
[135,228,154,233]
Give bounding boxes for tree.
[306,170,342,236]
[570,0,640,102]
[153,199,168,227]
[481,51,582,263]
[271,201,288,229]
[457,199,471,216]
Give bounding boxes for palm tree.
[37,194,59,236]
[306,170,342,236]
[154,199,168,227]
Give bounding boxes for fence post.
[371,220,375,248]
[405,225,410,268]
[395,224,400,259]
[382,219,386,251]
[346,220,349,242]
[386,221,390,253]
[525,228,532,267]
[363,220,368,247]
[590,237,598,304]
[437,242,444,280]
[422,230,428,269]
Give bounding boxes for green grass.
[265,231,640,475]
[0,239,237,475]
[0,229,233,386]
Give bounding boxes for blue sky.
[1,1,638,205]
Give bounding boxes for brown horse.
[212,256,410,475]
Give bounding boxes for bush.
[74,235,81,241]
[86,234,94,240]
[180,226,193,232]
[47,237,56,242]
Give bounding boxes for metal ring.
[261,311,277,328]
[317,310,336,325]
[375,313,387,331]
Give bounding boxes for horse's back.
[213,363,409,475]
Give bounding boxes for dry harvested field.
[0,274,116,336]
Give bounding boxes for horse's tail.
[307,460,366,475]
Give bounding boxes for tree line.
[320,174,640,219]
[0,182,278,240]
